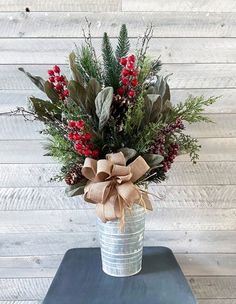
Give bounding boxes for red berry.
[132,69,139,76]
[128,90,136,98]
[121,78,129,86]
[122,68,129,77]
[75,143,83,150]
[128,54,136,63]
[117,87,124,96]
[120,57,127,66]
[84,133,92,140]
[48,70,54,76]
[63,89,69,97]
[49,76,55,83]
[68,120,76,128]
[131,78,138,87]
[73,133,80,141]
[50,83,55,88]
[84,149,92,157]
[76,120,85,129]
[68,132,74,140]
[53,65,60,74]
[55,76,61,82]
[56,83,63,91]
[92,150,99,158]
[60,75,65,81]
[127,62,134,70]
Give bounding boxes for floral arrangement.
[17,24,218,224]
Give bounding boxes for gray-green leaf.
[19,67,45,92]
[119,148,137,162]
[86,78,101,117]
[44,81,59,103]
[143,154,164,169]
[65,180,86,197]
[95,87,114,130]
[69,51,84,86]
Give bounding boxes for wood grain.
[122,0,236,12]
[1,184,236,210]
[0,253,235,278]
[0,89,235,113]
[2,38,236,64]
[2,64,236,90]
[1,230,236,256]
[0,208,235,233]
[0,12,235,38]
[0,0,121,12]
[0,162,235,187]
[0,276,235,300]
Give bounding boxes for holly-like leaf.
[19,67,45,92]
[119,148,137,162]
[86,78,101,117]
[69,51,83,86]
[65,180,87,197]
[143,154,164,169]
[44,81,59,103]
[95,87,113,130]
[29,97,57,120]
[68,80,87,111]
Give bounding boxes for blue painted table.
[43,247,196,304]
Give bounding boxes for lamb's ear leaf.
[119,148,137,162]
[65,180,87,197]
[67,80,87,110]
[69,51,84,86]
[95,87,113,130]
[86,78,101,117]
[19,67,45,92]
[143,94,163,123]
[143,154,164,169]
[44,81,59,103]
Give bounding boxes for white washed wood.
[2,64,236,90]
[0,0,121,12]
[1,230,236,256]
[189,277,236,299]
[122,0,236,12]
[0,89,235,113]
[1,185,236,210]
[0,276,235,300]
[0,253,235,278]
[2,38,236,64]
[0,12,235,38]
[1,138,236,163]
[0,208,235,233]
[198,300,236,304]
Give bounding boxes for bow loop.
[82,152,152,227]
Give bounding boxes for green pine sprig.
[115,24,130,75]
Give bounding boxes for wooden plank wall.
[0,0,235,303]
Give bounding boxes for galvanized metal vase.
[97,204,145,277]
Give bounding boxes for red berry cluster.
[118,54,139,98]
[162,143,179,172]
[67,119,99,158]
[48,65,69,101]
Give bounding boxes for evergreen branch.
[115,24,130,76]
[102,32,119,89]
[165,95,220,124]
[177,133,201,164]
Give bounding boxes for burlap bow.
[81,152,153,228]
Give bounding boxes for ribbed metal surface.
[97,204,145,277]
